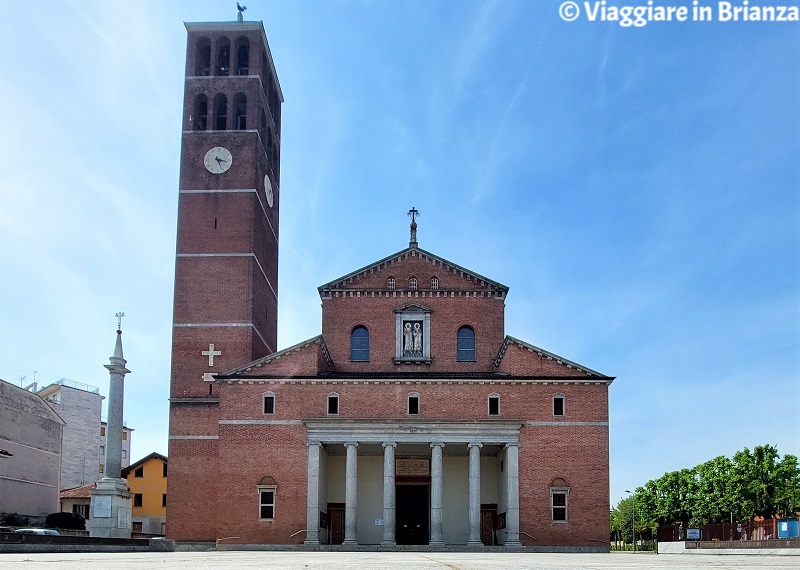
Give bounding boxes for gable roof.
[217,335,333,378]
[494,335,613,380]
[60,483,96,499]
[121,451,167,477]
[318,246,509,295]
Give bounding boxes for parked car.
[14,528,60,535]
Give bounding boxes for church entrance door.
[396,484,429,545]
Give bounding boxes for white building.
[37,379,132,489]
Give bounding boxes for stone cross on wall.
[202,343,222,366]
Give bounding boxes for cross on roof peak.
[407,207,419,248]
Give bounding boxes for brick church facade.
[167,19,613,550]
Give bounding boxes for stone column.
[504,443,521,547]
[467,442,483,546]
[343,442,359,545]
[430,442,445,546]
[381,442,397,546]
[304,442,321,545]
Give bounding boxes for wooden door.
[327,504,345,545]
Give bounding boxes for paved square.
[0,551,797,569]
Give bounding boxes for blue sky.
[0,1,797,506]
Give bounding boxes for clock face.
[264,175,274,207]
[204,147,233,174]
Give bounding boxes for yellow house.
[122,452,167,535]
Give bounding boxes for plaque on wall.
[117,506,131,529]
[396,458,429,476]
[93,496,112,518]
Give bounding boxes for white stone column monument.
[381,442,396,546]
[343,442,359,545]
[89,315,132,538]
[429,442,445,547]
[467,442,483,546]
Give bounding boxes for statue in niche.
[403,322,413,355]
[413,322,422,353]
[403,320,423,357]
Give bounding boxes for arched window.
[213,94,227,130]
[261,110,268,149]
[350,326,369,361]
[234,93,247,130]
[216,37,231,75]
[195,38,211,76]
[193,94,208,131]
[553,394,565,416]
[457,326,476,361]
[409,277,418,290]
[387,277,396,290]
[430,276,439,290]
[550,478,570,522]
[235,37,250,75]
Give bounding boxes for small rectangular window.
[327,395,339,415]
[162,493,167,507]
[264,395,275,414]
[408,395,420,415]
[99,463,104,473]
[100,426,106,436]
[553,396,565,416]
[134,466,144,478]
[133,493,143,507]
[122,431,128,441]
[488,395,500,416]
[552,492,567,521]
[132,522,143,532]
[163,463,168,478]
[259,489,276,519]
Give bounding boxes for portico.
[303,420,522,548]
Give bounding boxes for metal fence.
[658,519,779,542]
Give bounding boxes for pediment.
[317,246,508,296]
[394,302,433,314]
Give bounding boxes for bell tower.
[167,20,282,541]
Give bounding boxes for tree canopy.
[612,444,799,532]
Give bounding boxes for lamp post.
[625,490,636,553]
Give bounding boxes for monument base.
[89,477,132,538]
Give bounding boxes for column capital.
[307,441,322,448]
[504,442,519,449]
[430,441,445,449]
[382,441,397,448]
[468,442,483,449]
[344,442,359,449]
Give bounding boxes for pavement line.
[419,555,462,570]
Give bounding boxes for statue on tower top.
[237,2,247,22]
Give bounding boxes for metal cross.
[408,207,420,223]
[202,343,222,367]
[115,312,125,332]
